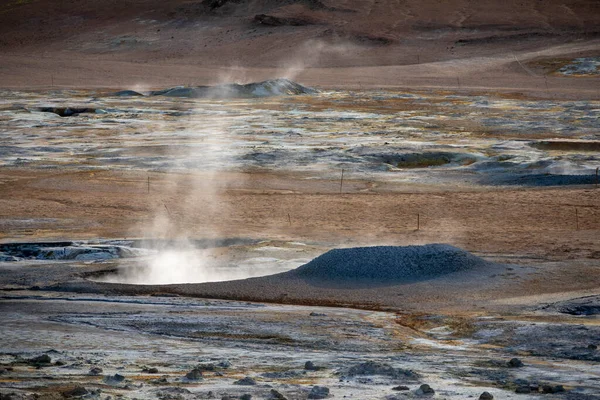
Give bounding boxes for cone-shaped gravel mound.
[288,244,489,282]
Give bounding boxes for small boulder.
[29,354,51,366]
[515,386,531,394]
[507,358,524,368]
[479,392,494,400]
[308,386,330,399]
[416,384,435,396]
[62,386,88,398]
[588,344,598,350]
[304,361,322,371]
[270,389,288,399]
[104,373,125,384]
[143,366,159,373]
[240,395,252,400]
[234,376,257,385]
[186,368,203,380]
[541,385,565,394]
[89,366,103,375]
[392,386,410,391]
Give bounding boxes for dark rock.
[507,358,524,368]
[308,386,330,399]
[416,384,435,395]
[142,366,159,373]
[218,360,231,369]
[62,386,88,398]
[305,361,323,371]
[54,360,66,366]
[254,14,315,27]
[270,389,288,400]
[185,368,203,380]
[392,386,410,391]
[234,376,257,385]
[29,354,51,365]
[150,376,169,384]
[542,385,565,394]
[347,361,419,379]
[309,312,326,317]
[479,392,494,400]
[89,366,103,375]
[515,386,532,394]
[104,373,125,384]
[240,395,252,400]
[207,392,215,399]
[589,344,598,350]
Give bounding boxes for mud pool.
[1,89,599,187]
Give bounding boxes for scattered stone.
[150,376,169,384]
[347,361,419,379]
[416,384,435,396]
[207,392,215,399]
[234,376,257,385]
[304,361,323,371]
[240,395,252,400]
[218,360,231,369]
[542,385,565,394]
[29,354,51,366]
[309,312,327,317]
[479,392,494,400]
[89,366,103,375]
[270,389,288,400]
[54,360,66,366]
[515,386,531,394]
[185,368,203,380]
[392,386,410,391]
[507,358,524,368]
[308,386,330,399]
[142,366,159,373]
[62,386,88,398]
[104,373,125,384]
[589,344,598,350]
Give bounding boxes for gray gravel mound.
[149,78,317,98]
[287,244,489,282]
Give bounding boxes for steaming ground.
[1,86,600,398]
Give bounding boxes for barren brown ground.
[0,0,599,97]
[2,167,599,313]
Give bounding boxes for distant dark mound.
[545,295,600,316]
[149,79,317,98]
[36,107,96,117]
[286,244,489,282]
[113,90,144,97]
[529,140,600,152]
